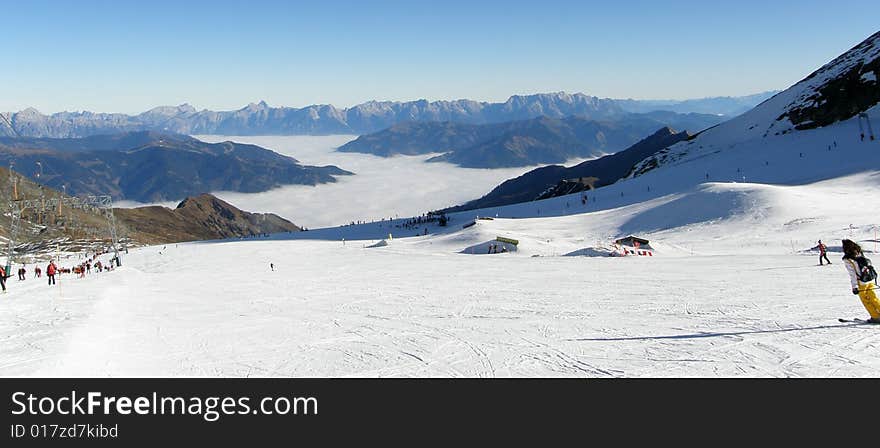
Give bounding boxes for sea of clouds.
[179,135,561,229]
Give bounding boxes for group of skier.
[0,255,117,293]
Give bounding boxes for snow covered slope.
[4,172,880,378]
[3,32,880,378]
[630,31,879,178]
[5,150,880,378]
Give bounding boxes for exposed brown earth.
[0,167,300,259]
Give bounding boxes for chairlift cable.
[0,112,19,137]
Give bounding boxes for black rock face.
[780,31,880,130]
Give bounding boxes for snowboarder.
[841,239,880,323]
[818,240,831,265]
[46,261,57,286]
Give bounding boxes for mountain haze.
[615,91,779,116]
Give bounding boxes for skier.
[270,263,275,271]
[0,265,6,292]
[841,239,880,323]
[18,266,25,281]
[35,266,42,278]
[818,240,831,265]
[46,261,57,286]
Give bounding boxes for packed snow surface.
[3,177,880,376]
[2,107,880,378]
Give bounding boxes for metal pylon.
[5,194,122,268]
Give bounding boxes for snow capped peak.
[18,107,43,116]
[243,100,270,111]
[141,103,197,118]
[176,103,197,113]
[630,30,880,179]
[775,30,880,130]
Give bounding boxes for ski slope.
[2,161,880,377]
[2,34,878,377]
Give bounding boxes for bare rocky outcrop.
[114,194,300,244]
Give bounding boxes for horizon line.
[1,89,783,116]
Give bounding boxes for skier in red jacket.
[818,240,831,265]
[46,261,57,286]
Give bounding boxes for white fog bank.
[193,135,557,228]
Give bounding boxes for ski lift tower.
[4,162,19,276]
[5,190,123,269]
[35,162,45,224]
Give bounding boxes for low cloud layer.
[188,135,551,229]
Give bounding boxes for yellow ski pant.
[857,283,880,319]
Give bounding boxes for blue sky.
[2,0,877,113]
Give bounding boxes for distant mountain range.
[446,126,691,212]
[339,112,723,168]
[614,92,778,116]
[0,91,777,138]
[0,131,351,202]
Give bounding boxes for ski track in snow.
[1,240,878,377]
